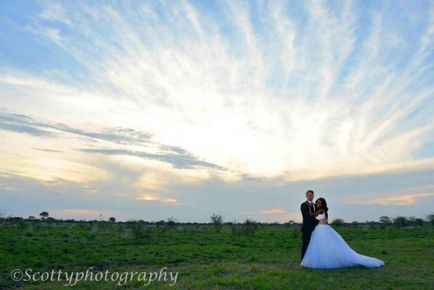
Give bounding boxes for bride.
[301,197,385,269]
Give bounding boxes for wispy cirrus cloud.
[346,192,434,206]
[80,148,224,170]
[1,0,432,180]
[0,109,224,171]
[255,208,300,223]
[345,184,434,206]
[137,193,178,204]
[257,208,288,215]
[0,110,152,144]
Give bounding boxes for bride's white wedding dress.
[301,213,385,269]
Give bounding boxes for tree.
[39,211,49,219]
[393,216,408,227]
[407,216,416,224]
[130,222,150,244]
[242,219,259,236]
[210,214,223,233]
[332,218,345,226]
[427,214,434,225]
[414,218,424,226]
[109,217,116,223]
[379,216,392,224]
[167,217,177,230]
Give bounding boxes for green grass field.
[0,220,432,289]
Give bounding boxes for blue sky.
[0,0,433,222]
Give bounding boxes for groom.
[300,189,321,260]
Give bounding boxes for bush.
[155,217,177,234]
[230,223,242,236]
[332,218,345,226]
[414,218,424,226]
[210,214,223,233]
[379,216,392,224]
[40,211,49,219]
[130,223,150,244]
[393,216,408,227]
[17,219,26,230]
[241,219,259,236]
[167,217,177,230]
[407,216,416,224]
[427,214,434,225]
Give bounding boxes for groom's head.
[306,190,314,201]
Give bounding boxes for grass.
[0,220,432,289]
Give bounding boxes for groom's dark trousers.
[300,201,319,260]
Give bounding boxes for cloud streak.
[1,0,432,180]
[80,148,224,170]
[0,109,225,171]
[347,192,434,206]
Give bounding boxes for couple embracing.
[300,190,385,269]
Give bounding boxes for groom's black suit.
[300,201,319,260]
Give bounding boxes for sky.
[0,0,433,223]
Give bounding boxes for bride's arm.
[308,207,324,217]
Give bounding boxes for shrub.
[407,216,416,224]
[241,219,259,236]
[130,223,150,244]
[427,214,434,225]
[332,218,345,226]
[39,212,49,219]
[156,220,168,234]
[230,223,242,236]
[393,216,408,227]
[414,218,424,226]
[167,217,177,230]
[155,217,177,234]
[379,216,392,224]
[210,214,223,233]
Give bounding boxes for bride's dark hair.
[316,197,328,218]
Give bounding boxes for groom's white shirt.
[306,200,315,211]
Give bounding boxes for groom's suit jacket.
[300,201,319,232]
